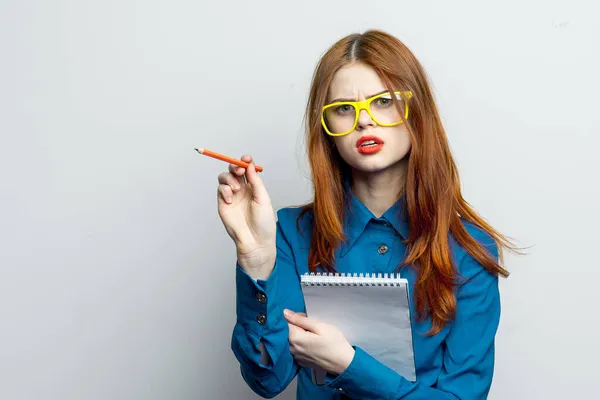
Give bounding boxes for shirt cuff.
[235,261,280,336]
[325,346,404,399]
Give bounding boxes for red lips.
[356,135,384,154]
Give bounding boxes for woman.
[216,29,513,399]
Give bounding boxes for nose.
[356,109,376,131]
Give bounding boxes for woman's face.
[326,62,412,173]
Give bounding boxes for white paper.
[302,279,416,382]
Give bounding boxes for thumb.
[245,163,269,202]
[284,309,319,333]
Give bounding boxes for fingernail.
[283,309,292,317]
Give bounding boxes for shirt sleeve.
[230,218,306,398]
[325,241,501,400]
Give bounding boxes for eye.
[374,96,393,106]
[335,104,354,114]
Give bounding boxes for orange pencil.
[194,148,264,172]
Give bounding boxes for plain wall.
[1,1,599,399]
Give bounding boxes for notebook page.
[302,282,416,381]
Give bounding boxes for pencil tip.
[194,148,204,154]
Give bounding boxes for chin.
[349,157,397,173]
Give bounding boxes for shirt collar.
[339,181,409,257]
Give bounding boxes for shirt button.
[255,292,267,304]
[256,313,267,325]
[377,244,389,254]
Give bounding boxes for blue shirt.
[231,192,500,399]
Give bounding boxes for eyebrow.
[330,89,390,103]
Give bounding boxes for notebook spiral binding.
[300,272,405,287]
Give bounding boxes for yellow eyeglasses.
[321,91,413,136]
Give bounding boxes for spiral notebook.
[300,272,416,384]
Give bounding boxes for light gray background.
[1,1,598,399]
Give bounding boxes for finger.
[228,154,252,179]
[229,154,252,183]
[217,184,234,204]
[228,163,246,184]
[288,334,306,358]
[217,172,242,192]
[284,309,320,333]
[287,323,305,342]
[245,162,269,202]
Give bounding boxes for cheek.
[333,137,356,161]
[381,124,412,159]
[333,134,357,151]
[332,136,351,149]
[395,130,412,156]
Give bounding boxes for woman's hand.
[284,309,355,375]
[217,154,276,280]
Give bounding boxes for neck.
[350,158,408,218]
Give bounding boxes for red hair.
[299,29,516,335]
